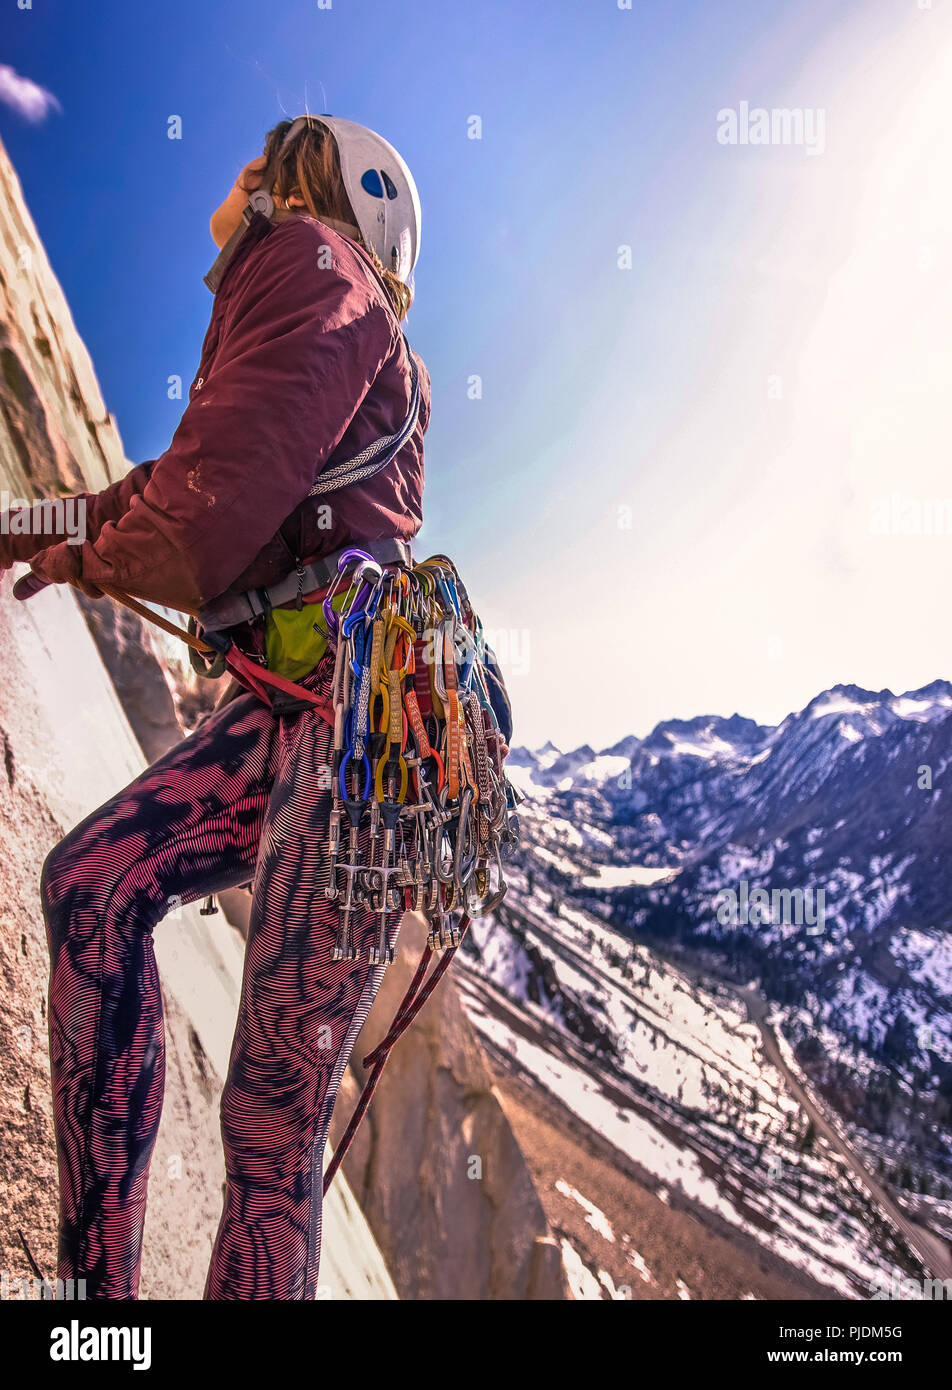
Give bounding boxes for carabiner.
[323,550,379,637]
[374,753,409,805]
[452,786,478,898]
[339,748,372,804]
[465,843,508,918]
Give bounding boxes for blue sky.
[3,0,952,749]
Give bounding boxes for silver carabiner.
[452,786,478,899]
[465,842,508,918]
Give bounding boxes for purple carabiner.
[322,549,381,637]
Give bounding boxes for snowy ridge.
[464,678,952,1294]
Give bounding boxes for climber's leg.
[41,688,279,1300]
[205,659,404,1300]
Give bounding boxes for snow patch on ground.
[581,863,680,889]
[555,1180,615,1242]
[559,1239,603,1300]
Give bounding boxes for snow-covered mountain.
[455,681,952,1296]
[509,679,952,1097]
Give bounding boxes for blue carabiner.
[342,607,368,640]
[459,648,477,691]
[339,748,372,803]
[439,575,462,622]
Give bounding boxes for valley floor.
[488,1055,837,1301]
[460,959,843,1301]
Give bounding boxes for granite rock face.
[0,139,126,501]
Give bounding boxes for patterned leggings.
[40,655,401,1300]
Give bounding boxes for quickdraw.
[322,550,520,966]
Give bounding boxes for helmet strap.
[202,146,285,294]
[317,214,362,242]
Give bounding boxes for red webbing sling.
[98,583,335,726]
[323,915,471,1194]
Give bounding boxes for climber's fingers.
[12,571,49,602]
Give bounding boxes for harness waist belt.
[198,537,415,633]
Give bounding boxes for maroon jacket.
[3,212,430,613]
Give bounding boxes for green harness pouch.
[264,590,350,680]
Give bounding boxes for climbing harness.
[98,546,521,1193]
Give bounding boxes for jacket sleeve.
[0,461,157,570]
[27,220,396,612]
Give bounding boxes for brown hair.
[257,118,413,321]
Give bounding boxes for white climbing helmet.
[280,114,422,282]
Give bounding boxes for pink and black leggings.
[40,655,401,1300]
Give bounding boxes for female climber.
[0,114,430,1300]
